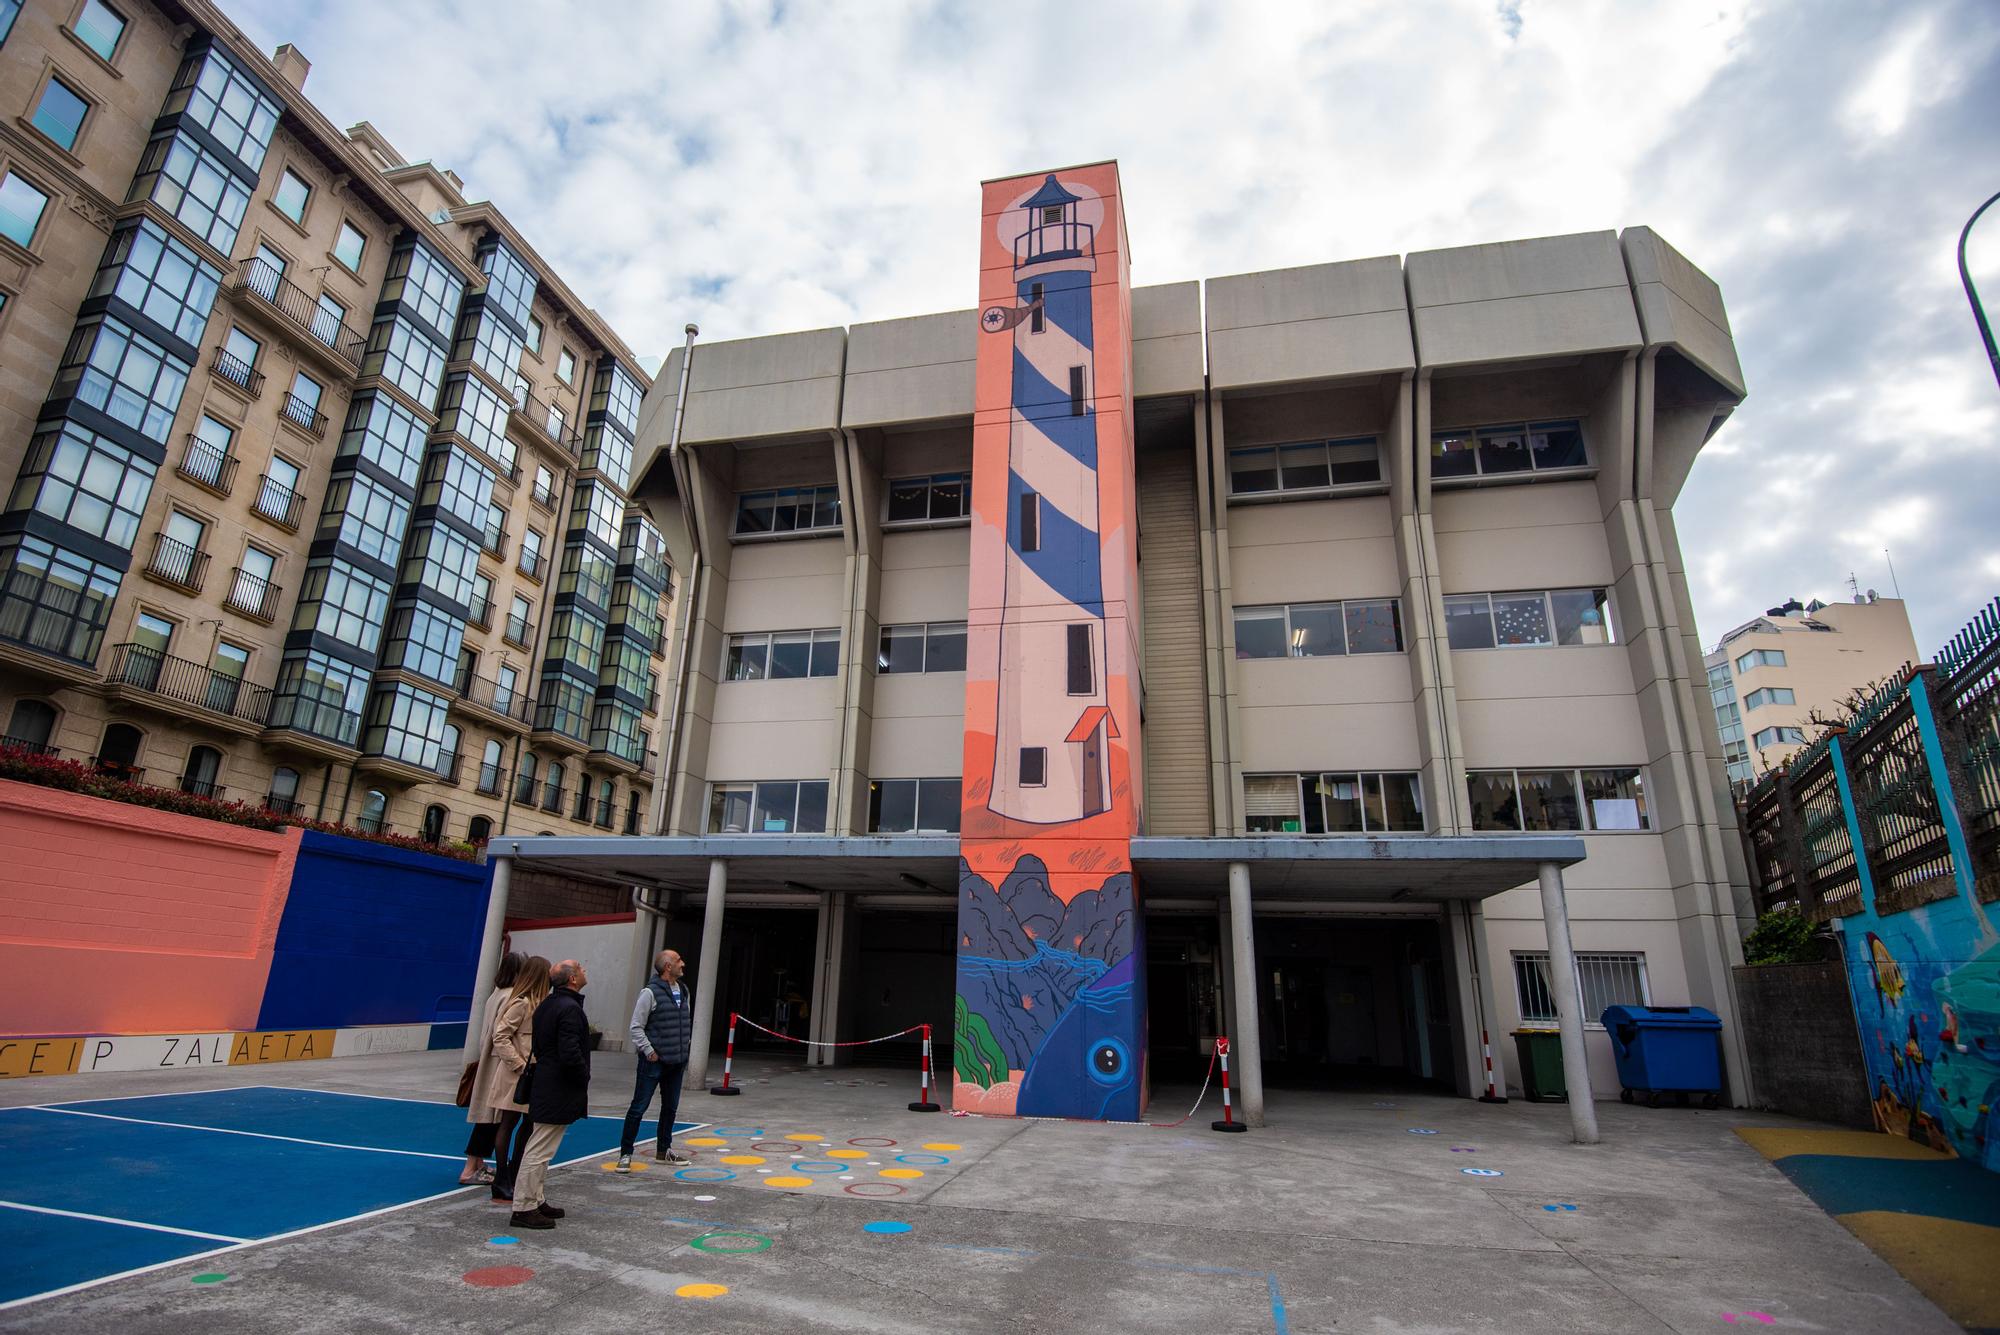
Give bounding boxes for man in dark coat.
[509,959,590,1230]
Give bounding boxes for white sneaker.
[615,1154,632,1173]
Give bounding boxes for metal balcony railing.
[253,473,306,529]
[2,735,57,756]
[178,776,224,799]
[514,770,539,805]
[594,798,614,828]
[280,391,328,438]
[504,614,535,648]
[457,670,535,725]
[518,548,544,580]
[510,386,582,459]
[541,784,564,813]
[106,643,273,725]
[475,761,505,796]
[624,806,641,835]
[225,568,281,621]
[236,258,368,370]
[89,757,145,782]
[436,750,463,785]
[467,596,493,629]
[177,433,236,494]
[210,346,264,397]
[144,533,208,592]
[531,479,559,509]
[481,518,507,557]
[263,794,304,816]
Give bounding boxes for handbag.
[454,1060,478,1108]
[512,1061,535,1105]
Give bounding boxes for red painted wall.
[0,780,302,1036]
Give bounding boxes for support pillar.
[1536,861,1599,1145]
[1216,897,1238,1060]
[1225,861,1265,1127]
[619,888,661,1051]
[462,854,513,1063]
[808,892,834,1067]
[687,857,727,1089]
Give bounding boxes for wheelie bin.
[1602,1004,1723,1108]
[1512,1028,1567,1102]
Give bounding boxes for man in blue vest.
[616,949,693,1171]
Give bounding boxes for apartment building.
[488,161,1758,1121]
[0,0,669,845]
[1704,593,1919,786]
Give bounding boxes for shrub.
[1742,908,1821,965]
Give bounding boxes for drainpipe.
[829,426,862,831]
[650,324,702,835]
[313,762,335,820]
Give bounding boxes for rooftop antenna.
[1846,571,1861,602]
[1884,549,1903,601]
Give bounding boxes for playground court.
[0,1048,1968,1334]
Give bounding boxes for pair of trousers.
[464,1121,499,1159]
[619,1058,686,1156]
[493,1110,533,1194]
[512,1122,569,1212]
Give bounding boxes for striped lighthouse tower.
[989,175,1114,824]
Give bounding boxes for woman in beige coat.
[461,951,525,1184]
[485,955,550,1202]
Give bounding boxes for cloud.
[228,0,2000,650]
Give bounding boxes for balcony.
[436,749,463,785]
[467,595,494,630]
[474,760,505,796]
[89,757,145,783]
[263,793,304,816]
[234,258,367,372]
[514,770,539,806]
[518,548,544,581]
[504,614,535,649]
[594,797,614,829]
[224,567,282,622]
[2,735,58,756]
[177,433,237,496]
[263,693,363,755]
[252,473,306,530]
[453,668,534,728]
[531,478,559,510]
[280,391,328,438]
[509,386,581,461]
[143,533,207,593]
[481,517,507,558]
[178,776,225,800]
[104,643,273,728]
[210,346,264,398]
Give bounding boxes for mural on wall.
[955,164,1147,1120]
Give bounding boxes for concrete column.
[1215,898,1238,1056]
[1536,861,1600,1145]
[1225,861,1265,1127]
[617,891,661,1051]
[462,855,513,1063]
[808,892,833,1067]
[686,857,727,1089]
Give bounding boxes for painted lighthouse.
[955,165,1148,1122]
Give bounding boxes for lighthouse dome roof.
[1022,174,1081,209]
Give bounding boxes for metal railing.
[510,386,582,459]
[1,734,57,755]
[481,518,507,557]
[144,533,207,592]
[475,761,505,795]
[504,613,535,647]
[514,770,539,805]
[179,776,224,799]
[518,548,544,580]
[225,567,281,621]
[253,473,306,529]
[595,797,614,828]
[263,794,304,816]
[106,643,272,725]
[210,346,264,397]
[436,750,463,785]
[467,596,493,629]
[235,258,368,370]
[177,433,237,494]
[531,479,559,509]
[280,391,328,438]
[457,670,534,725]
[89,757,145,782]
[541,784,565,813]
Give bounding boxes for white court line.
[25,1106,465,1161]
[9,1081,271,1111]
[0,1200,248,1244]
[251,1084,465,1108]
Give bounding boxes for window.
[494,664,522,715]
[1227,437,1382,496]
[400,523,481,609]
[1753,726,1808,748]
[557,347,576,383]
[579,423,633,490]
[706,780,829,834]
[558,540,613,607]
[269,648,368,743]
[420,804,447,845]
[285,370,323,430]
[1232,599,1404,657]
[734,486,841,536]
[381,599,465,687]
[72,0,126,59]
[363,316,449,408]
[291,558,391,653]
[525,314,544,355]
[479,240,537,330]
[205,641,248,712]
[1067,365,1086,415]
[333,221,366,272]
[1066,623,1094,694]
[1244,772,1426,834]
[381,241,465,339]
[572,480,622,547]
[338,391,427,487]
[32,76,90,151]
[56,318,190,446]
[180,744,222,798]
[1018,747,1047,787]
[876,622,966,674]
[5,699,57,750]
[1468,767,1649,832]
[515,752,540,804]
[222,324,260,378]
[506,593,534,644]
[726,628,840,681]
[318,472,408,564]
[869,777,962,833]
[419,444,496,529]
[271,169,310,224]
[167,45,280,171]
[1514,951,1649,1028]
[94,220,221,345]
[1018,491,1039,552]
[520,528,545,578]
[8,421,157,548]
[363,684,452,770]
[1432,419,1588,481]
[885,473,970,524]
[265,766,300,813]
[1744,687,1796,711]
[311,292,347,349]
[456,309,523,386]
[546,608,606,674]
[0,535,123,663]
[438,372,515,473]
[1444,589,1614,650]
[467,815,492,844]
[1735,648,1786,672]
[542,760,565,811]
[228,545,276,617]
[355,790,388,833]
[131,132,251,252]
[1,172,52,248]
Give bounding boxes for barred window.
[885,473,971,524]
[363,316,448,408]
[269,649,368,744]
[1513,951,1649,1027]
[381,599,465,687]
[317,472,410,566]
[478,240,538,332]
[579,423,633,490]
[571,480,622,548]
[547,608,607,675]
[869,777,961,834]
[361,682,452,769]
[1233,599,1404,658]
[93,220,221,346]
[56,317,190,446]
[166,44,280,171]
[338,391,427,488]
[292,558,391,653]
[591,361,642,438]
[401,523,480,609]
[0,535,122,663]
[876,622,966,674]
[381,242,464,341]
[419,444,495,530]
[453,308,522,386]
[558,540,614,608]
[8,421,157,548]
[130,132,250,253]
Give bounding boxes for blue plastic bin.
[1601,1004,1723,1108]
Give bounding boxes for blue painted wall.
[255,832,491,1031]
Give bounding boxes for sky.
[232,0,2000,653]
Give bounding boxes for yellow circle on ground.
[600,1160,649,1172]
[676,1282,729,1300]
[764,1175,814,1188]
[921,1143,962,1152]
[783,1133,824,1142]
[825,1149,868,1160]
[720,1154,765,1165]
[879,1168,925,1180]
[685,1137,729,1147]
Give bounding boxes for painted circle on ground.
[846,1137,898,1148]
[674,1168,737,1182]
[463,1266,535,1288]
[684,1136,729,1147]
[712,1127,764,1137]
[190,1274,230,1285]
[879,1167,925,1180]
[676,1283,729,1300]
[764,1175,815,1189]
[843,1182,907,1197]
[487,1236,519,1246]
[783,1133,825,1142]
[604,1160,651,1172]
[752,1140,802,1153]
[894,1153,949,1166]
[690,1231,773,1254]
[825,1148,868,1160]
[788,1160,846,1174]
[863,1221,913,1234]
[1407,1128,1439,1135]
[693,1195,718,1202]
[920,1142,962,1152]
[720,1154,766,1165]
[1461,1167,1504,1177]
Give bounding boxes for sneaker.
[537,1202,565,1219]
[658,1148,690,1166]
[508,1210,554,1231]
[615,1154,632,1173]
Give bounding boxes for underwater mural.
[954,164,1147,1120]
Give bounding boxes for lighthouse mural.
[955,164,1147,1121]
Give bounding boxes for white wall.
[508,918,646,1050]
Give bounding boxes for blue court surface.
[0,1084,703,1309]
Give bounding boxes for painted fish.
[1868,933,1906,1008]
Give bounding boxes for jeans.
[620,1057,686,1156]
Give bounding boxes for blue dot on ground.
[863,1221,913,1235]
[489,1235,519,1245]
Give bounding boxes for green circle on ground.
[690,1231,773,1254]
[191,1273,229,1285]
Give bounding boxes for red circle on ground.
[843,1182,907,1197]
[845,1137,899,1148]
[463,1265,535,1288]
[752,1140,802,1153]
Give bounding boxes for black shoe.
[508,1210,554,1230]
[537,1202,565,1219]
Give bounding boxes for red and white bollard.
[710,1011,742,1096]
[1478,1028,1505,1103]
[908,1023,941,1112]
[1211,1035,1246,1133]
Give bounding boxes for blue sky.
[231,0,2000,652]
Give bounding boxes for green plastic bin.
[1513,1028,1568,1103]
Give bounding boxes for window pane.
[1287,604,1344,657]
[1327,437,1381,485]
[1491,593,1552,647]
[736,492,773,534]
[808,629,841,678]
[916,778,961,833]
[1228,447,1278,495]
[794,781,828,833]
[878,625,924,674]
[334,221,365,271]
[726,635,767,681]
[1378,773,1425,831]
[75,0,126,60]
[1298,776,1326,833]
[710,785,752,833]
[753,781,798,832]
[1,173,52,248]
[1550,588,1614,645]
[1431,431,1478,478]
[887,478,928,523]
[1467,771,1521,831]
[1344,599,1403,654]
[1233,607,1286,659]
[274,170,310,222]
[1576,953,1648,1021]
[33,79,89,151]
[924,623,966,672]
[928,474,966,520]
[1518,769,1582,831]
[872,779,916,833]
[1529,420,1586,470]
[1477,425,1531,474]
[1319,773,1363,832]
[1277,443,1329,491]
[1581,768,1648,830]
[768,631,811,679]
[1443,594,1495,650]
[1243,774,1300,833]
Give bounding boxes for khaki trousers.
[512,1121,569,1211]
